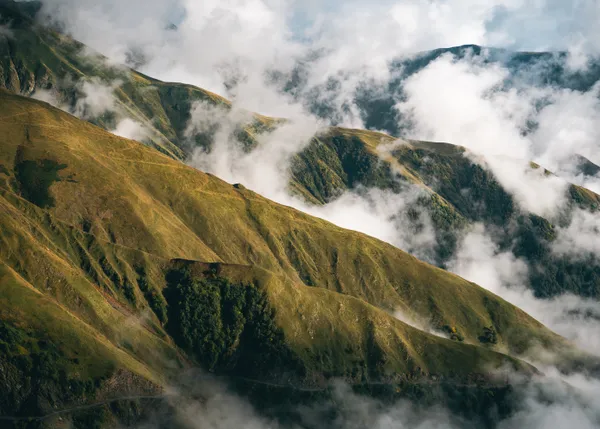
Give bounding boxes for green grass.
[0,1,276,162]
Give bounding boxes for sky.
[32,0,600,100]
[288,0,600,51]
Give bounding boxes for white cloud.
[499,368,600,429]
[448,223,529,293]
[111,118,149,141]
[34,0,600,132]
[31,88,66,109]
[187,101,440,259]
[397,54,571,217]
[553,209,600,259]
[449,224,600,356]
[73,77,122,119]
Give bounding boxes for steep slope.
[290,128,600,299]
[0,90,583,424]
[0,0,274,161]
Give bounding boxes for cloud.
[111,118,150,141]
[314,187,439,262]
[32,76,154,144]
[137,367,600,429]
[138,371,466,429]
[32,0,600,134]
[532,84,600,164]
[186,101,441,259]
[393,308,451,340]
[448,223,600,356]
[31,88,66,109]
[73,77,122,119]
[448,223,529,293]
[397,53,574,218]
[0,23,13,39]
[498,368,600,429]
[553,209,600,260]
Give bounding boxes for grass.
[0,1,276,162]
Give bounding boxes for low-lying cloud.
[553,209,600,259]
[449,223,600,356]
[134,368,600,429]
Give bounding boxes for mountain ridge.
[1,89,591,426]
[2,3,600,426]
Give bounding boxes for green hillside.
[0,90,586,426]
[290,128,600,298]
[0,0,277,162]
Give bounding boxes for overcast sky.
[295,0,600,50]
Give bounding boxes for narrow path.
[0,395,167,422]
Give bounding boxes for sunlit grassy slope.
[5,1,599,300]
[1,91,586,419]
[0,0,277,162]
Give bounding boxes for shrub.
[164,266,303,377]
[478,327,498,345]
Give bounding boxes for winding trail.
[0,395,167,422]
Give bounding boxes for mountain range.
[1,1,600,428]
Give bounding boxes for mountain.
[3,0,600,303]
[0,0,273,161]
[276,44,600,136]
[291,129,600,299]
[1,89,591,427]
[4,0,600,302]
[3,2,600,426]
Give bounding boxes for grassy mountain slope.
[0,0,276,161]
[0,90,581,424]
[4,0,599,301]
[290,128,600,298]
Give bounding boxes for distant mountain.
[571,153,600,177]
[273,43,600,137]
